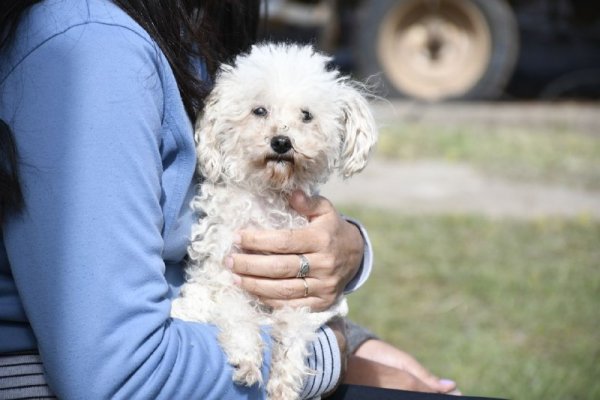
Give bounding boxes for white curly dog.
[171,43,378,399]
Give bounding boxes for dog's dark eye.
[301,109,313,123]
[252,107,268,117]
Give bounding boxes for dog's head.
[196,43,378,194]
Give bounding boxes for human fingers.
[234,221,358,310]
[261,296,334,312]
[228,253,326,279]
[233,275,337,311]
[288,190,335,220]
[228,252,344,311]
[235,191,364,311]
[290,191,365,292]
[355,339,459,394]
[395,352,458,394]
[235,227,323,255]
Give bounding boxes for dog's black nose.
[270,135,292,154]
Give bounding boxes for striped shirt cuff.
[342,216,373,294]
[299,326,342,399]
[0,353,57,399]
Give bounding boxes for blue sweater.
[0,1,372,399]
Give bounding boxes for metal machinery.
[264,0,600,100]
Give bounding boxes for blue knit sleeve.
[1,21,271,399]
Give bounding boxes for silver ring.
[301,277,309,297]
[297,254,310,278]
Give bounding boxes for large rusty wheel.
[358,0,518,100]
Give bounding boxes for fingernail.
[233,232,242,245]
[224,256,233,270]
[439,379,456,387]
[232,274,241,285]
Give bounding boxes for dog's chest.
[201,185,308,232]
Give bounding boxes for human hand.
[344,339,460,395]
[228,190,364,311]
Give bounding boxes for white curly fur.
[170,43,378,399]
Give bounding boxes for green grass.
[342,116,600,398]
[341,208,600,400]
[377,122,600,190]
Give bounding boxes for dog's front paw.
[219,326,264,387]
[232,359,263,387]
[267,377,301,400]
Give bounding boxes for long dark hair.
[0,0,261,223]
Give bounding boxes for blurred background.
[259,0,600,399]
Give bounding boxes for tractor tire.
[356,0,519,101]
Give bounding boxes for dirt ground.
[321,101,600,219]
[370,101,600,134]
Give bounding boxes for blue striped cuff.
[299,326,342,399]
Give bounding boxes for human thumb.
[288,190,329,220]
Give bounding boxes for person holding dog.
[0,0,458,398]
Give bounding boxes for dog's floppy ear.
[195,92,224,183]
[338,85,378,178]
